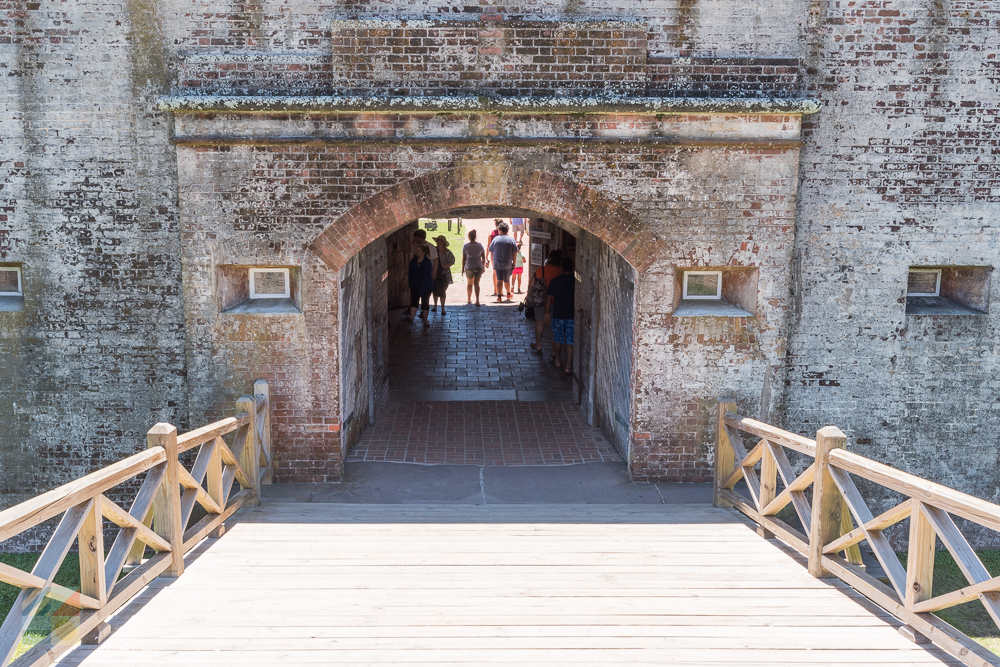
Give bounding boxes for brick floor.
[389,301,572,392]
[349,401,622,465]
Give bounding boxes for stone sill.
[157,94,821,116]
[222,298,301,315]
[673,300,753,318]
[0,295,24,312]
[905,296,986,316]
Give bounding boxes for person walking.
[410,228,439,278]
[528,248,563,353]
[511,217,526,243]
[407,242,434,327]
[485,219,501,296]
[545,256,576,374]
[430,235,455,315]
[487,221,518,303]
[512,242,526,294]
[461,229,486,306]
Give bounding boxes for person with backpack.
[526,249,563,353]
[544,256,576,374]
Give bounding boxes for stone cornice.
[156,94,821,116]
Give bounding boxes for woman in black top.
[407,243,434,327]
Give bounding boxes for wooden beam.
[808,426,846,578]
[713,398,738,508]
[762,446,813,535]
[829,448,1000,534]
[717,488,810,557]
[78,499,108,608]
[100,495,172,553]
[176,415,244,454]
[148,423,185,578]
[914,575,1000,613]
[0,449,165,543]
[822,499,911,555]
[921,504,1000,628]
[829,467,907,599]
[0,501,93,666]
[178,466,223,515]
[236,395,260,507]
[905,500,936,610]
[254,379,272,486]
[723,413,816,456]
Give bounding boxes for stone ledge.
[156,94,821,115]
[672,300,753,318]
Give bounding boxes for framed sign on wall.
[530,243,544,266]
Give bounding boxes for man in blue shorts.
[487,221,518,302]
[544,256,576,374]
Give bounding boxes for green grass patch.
[0,553,83,660]
[898,549,1000,654]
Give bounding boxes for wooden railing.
[714,396,1000,667]
[0,380,272,667]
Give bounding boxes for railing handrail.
[0,380,273,667]
[714,396,1000,667]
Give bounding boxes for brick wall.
[646,57,799,97]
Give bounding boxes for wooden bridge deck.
[56,503,960,666]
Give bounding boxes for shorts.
[465,268,483,279]
[512,223,526,231]
[512,267,523,275]
[494,268,512,283]
[551,318,574,345]
[410,288,430,312]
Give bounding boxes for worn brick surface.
[2,0,998,519]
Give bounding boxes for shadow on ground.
[262,461,712,505]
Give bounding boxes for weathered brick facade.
[1,1,997,511]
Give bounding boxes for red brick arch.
[309,165,658,271]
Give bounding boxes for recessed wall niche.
[672,267,758,318]
[905,266,992,316]
[218,265,301,314]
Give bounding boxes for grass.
[897,549,1000,654]
[418,218,470,281]
[0,553,84,660]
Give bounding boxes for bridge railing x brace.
[0,380,272,667]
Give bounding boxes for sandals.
[550,356,562,369]
[530,343,542,353]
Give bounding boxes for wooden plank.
[822,500,911,555]
[0,500,93,666]
[829,466,907,599]
[724,426,763,510]
[764,444,813,534]
[829,449,1000,534]
[176,414,248,454]
[148,423,184,578]
[905,500,937,610]
[219,429,254,491]
[206,437,225,510]
[808,426,847,578]
[178,466,222,515]
[724,413,817,456]
[78,499,108,608]
[0,449,165,542]
[0,564,98,611]
[921,504,1000,628]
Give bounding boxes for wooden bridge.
[1,387,998,666]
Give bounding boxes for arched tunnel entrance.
[335,206,639,471]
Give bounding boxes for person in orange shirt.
[528,249,563,353]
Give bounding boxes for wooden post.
[808,426,847,578]
[78,498,107,607]
[254,379,272,486]
[236,395,260,506]
[758,445,777,539]
[905,499,936,609]
[148,423,184,577]
[714,397,738,508]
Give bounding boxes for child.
[512,242,526,294]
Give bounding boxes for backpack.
[525,275,548,308]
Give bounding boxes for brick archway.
[308,165,658,271]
